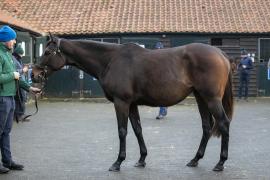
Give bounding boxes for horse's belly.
[138,85,192,106]
[137,96,186,107]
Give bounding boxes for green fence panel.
[257,64,270,96]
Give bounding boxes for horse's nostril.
[40,71,45,76]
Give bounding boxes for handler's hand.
[22,66,29,73]
[13,72,20,80]
[29,87,41,94]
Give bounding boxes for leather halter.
[36,38,65,81]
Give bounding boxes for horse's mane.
[67,39,122,51]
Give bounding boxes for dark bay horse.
[32,36,234,172]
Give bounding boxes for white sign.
[79,70,84,79]
[39,44,43,56]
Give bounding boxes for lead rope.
[15,80,39,122]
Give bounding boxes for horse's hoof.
[212,164,224,171]
[186,160,198,167]
[109,164,120,172]
[134,161,146,168]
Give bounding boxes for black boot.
[0,165,9,174]
[3,162,24,170]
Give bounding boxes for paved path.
[1,99,270,179]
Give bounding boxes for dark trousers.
[238,72,250,98]
[14,88,26,119]
[0,96,15,165]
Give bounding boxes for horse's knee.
[119,127,127,139]
[134,126,142,135]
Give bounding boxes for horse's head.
[32,33,66,83]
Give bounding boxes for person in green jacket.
[0,25,41,174]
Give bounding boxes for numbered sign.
[79,70,84,79]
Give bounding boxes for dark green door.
[44,66,79,98]
[171,36,209,47]
[257,64,270,96]
[16,31,32,64]
[83,73,104,97]
[257,38,270,96]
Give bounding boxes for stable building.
[1,0,270,97]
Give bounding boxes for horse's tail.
[221,50,237,73]
[212,65,234,137]
[222,69,234,121]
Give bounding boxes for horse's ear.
[49,32,53,41]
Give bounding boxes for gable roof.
[1,0,270,35]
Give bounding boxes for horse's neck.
[60,39,116,79]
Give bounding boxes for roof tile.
[0,0,270,35]
[0,9,44,35]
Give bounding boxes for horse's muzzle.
[31,70,46,83]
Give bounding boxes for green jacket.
[0,43,30,96]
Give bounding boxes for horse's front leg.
[109,98,130,172]
[129,103,147,168]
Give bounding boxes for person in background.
[12,44,30,122]
[154,42,168,120]
[0,25,41,174]
[237,49,253,101]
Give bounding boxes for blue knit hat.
[0,25,17,42]
[241,49,248,56]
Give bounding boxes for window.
[211,38,222,46]
[211,38,240,47]
[259,38,270,63]
[39,44,43,56]
[85,38,120,44]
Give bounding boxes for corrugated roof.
[0,0,270,35]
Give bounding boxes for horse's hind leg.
[129,103,147,167]
[187,91,213,167]
[207,98,230,171]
